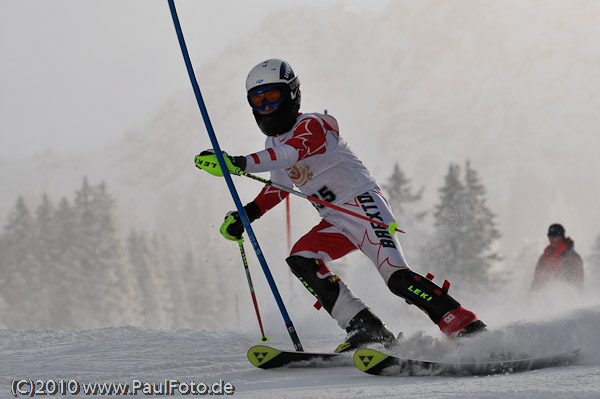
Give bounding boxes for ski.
[247,345,350,369]
[353,348,581,376]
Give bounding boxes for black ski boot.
[335,309,398,353]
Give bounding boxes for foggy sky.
[0,0,389,159]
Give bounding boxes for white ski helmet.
[245,59,301,136]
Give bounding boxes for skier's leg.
[386,269,485,336]
[286,254,364,328]
[330,190,486,337]
[288,220,396,351]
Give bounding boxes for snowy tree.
[67,178,102,326]
[178,247,226,329]
[426,162,500,291]
[30,194,56,327]
[67,177,130,327]
[146,235,230,329]
[127,230,162,327]
[151,232,180,327]
[461,161,501,283]
[161,242,219,329]
[383,163,425,216]
[0,197,37,328]
[50,197,78,327]
[0,178,233,329]
[94,182,136,325]
[427,164,466,273]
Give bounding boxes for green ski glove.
[220,211,244,241]
[194,150,246,177]
[219,202,261,241]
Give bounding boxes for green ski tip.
[247,345,282,368]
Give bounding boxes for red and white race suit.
[244,113,409,328]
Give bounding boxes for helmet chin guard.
[246,59,301,136]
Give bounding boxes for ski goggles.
[248,84,285,111]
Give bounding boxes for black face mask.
[253,90,301,137]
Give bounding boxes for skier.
[195,59,486,352]
[530,223,584,291]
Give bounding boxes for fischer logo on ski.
[358,355,374,367]
[253,352,269,364]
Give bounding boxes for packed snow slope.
[2,301,599,398]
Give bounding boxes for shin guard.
[286,255,341,314]
[286,255,367,328]
[387,269,460,324]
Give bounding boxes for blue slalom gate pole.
[167,0,303,351]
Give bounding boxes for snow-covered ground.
[2,301,599,398]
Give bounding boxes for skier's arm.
[244,116,329,173]
[254,186,290,214]
[244,145,299,173]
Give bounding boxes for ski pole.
[237,170,405,235]
[168,0,303,351]
[237,239,269,342]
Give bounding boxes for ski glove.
[195,150,247,177]
[220,202,261,241]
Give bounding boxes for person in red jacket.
[531,223,584,291]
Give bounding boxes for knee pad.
[387,269,460,324]
[286,255,341,315]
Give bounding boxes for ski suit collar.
[544,237,574,256]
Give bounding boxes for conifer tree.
[51,197,77,327]
[383,163,425,216]
[178,245,226,329]
[0,178,235,329]
[382,163,429,262]
[68,177,102,325]
[428,163,465,272]
[461,161,501,285]
[92,181,133,325]
[31,194,56,327]
[127,230,162,327]
[427,162,500,290]
[151,232,180,327]
[0,197,36,328]
[69,177,128,326]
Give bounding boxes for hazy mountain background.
[1,0,600,333]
